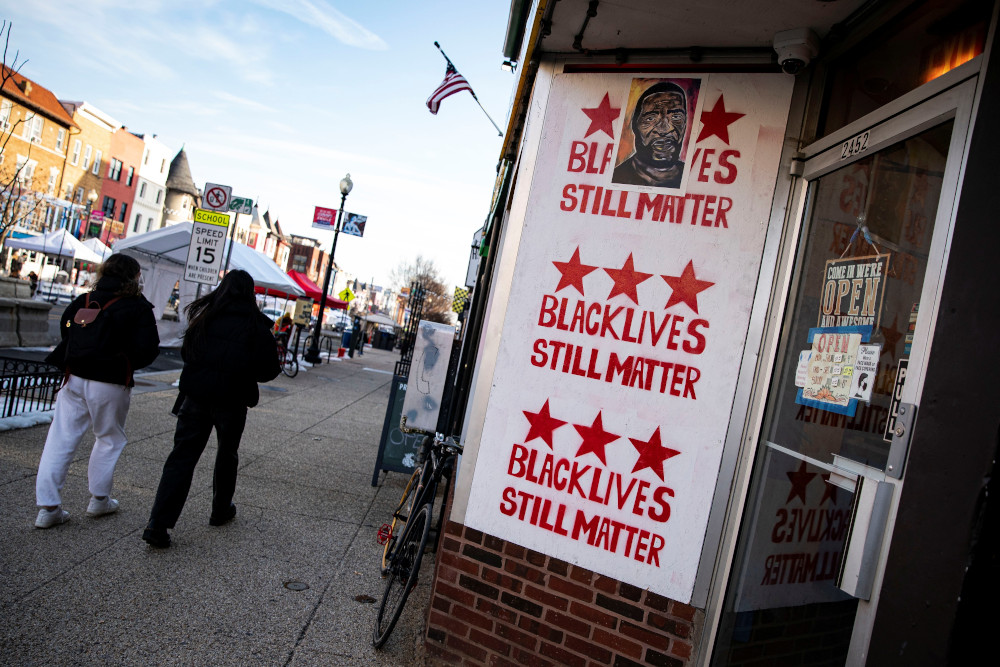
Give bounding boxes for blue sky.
[4,0,516,291]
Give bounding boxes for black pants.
[147,397,248,530]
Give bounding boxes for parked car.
[261,307,284,323]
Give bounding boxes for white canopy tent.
[5,229,104,263]
[82,237,113,261]
[113,222,304,346]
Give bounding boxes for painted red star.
[696,95,745,145]
[661,260,714,313]
[553,247,598,295]
[581,93,621,138]
[820,473,839,506]
[879,315,903,360]
[573,412,620,466]
[629,427,680,482]
[522,399,566,449]
[785,460,816,504]
[605,254,652,304]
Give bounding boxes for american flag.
[426,64,474,115]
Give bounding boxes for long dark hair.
[183,270,256,353]
[97,254,142,297]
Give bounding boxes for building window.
[71,140,81,165]
[143,148,149,165]
[15,155,36,186]
[160,158,166,173]
[56,128,65,151]
[83,145,92,170]
[92,150,102,175]
[126,166,134,186]
[108,158,123,181]
[134,212,142,232]
[155,189,162,204]
[119,202,127,222]
[147,216,153,231]
[47,167,58,195]
[75,187,83,203]
[139,182,147,198]
[102,195,115,216]
[21,112,43,143]
[0,99,11,130]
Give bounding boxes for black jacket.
[178,300,280,408]
[45,277,160,387]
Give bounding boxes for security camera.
[773,28,819,75]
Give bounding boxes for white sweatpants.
[35,375,132,507]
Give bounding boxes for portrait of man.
[612,79,699,189]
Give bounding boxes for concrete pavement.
[0,346,434,665]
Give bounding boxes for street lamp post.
[83,189,98,239]
[304,173,352,364]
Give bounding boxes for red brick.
[483,567,523,593]
[505,559,547,585]
[432,594,451,614]
[441,551,481,576]
[644,591,671,613]
[470,627,512,656]
[464,526,485,543]
[564,634,613,664]
[477,598,518,624]
[463,544,504,569]
[569,565,593,585]
[618,582,642,602]
[669,601,696,622]
[445,633,488,662]
[430,610,471,639]
[670,639,692,660]
[437,564,460,585]
[569,601,618,629]
[512,647,554,667]
[504,542,526,559]
[524,583,570,611]
[445,520,464,537]
[594,575,618,594]
[549,576,595,603]
[518,615,565,643]
[647,612,684,637]
[443,537,461,553]
[593,627,642,659]
[426,641,462,664]
[484,533,505,552]
[619,620,669,651]
[490,655,521,667]
[526,549,547,566]
[643,648,684,667]
[540,641,588,667]
[438,580,477,607]
[544,608,591,638]
[460,574,500,600]
[547,557,569,576]
[595,593,643,621]
[496,620,539,650]
[500,591,544,618]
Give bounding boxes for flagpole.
[434,42,503,137]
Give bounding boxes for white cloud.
[248,0,388,50]
[213,92,277,113]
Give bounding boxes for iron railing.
[0,357,63,418]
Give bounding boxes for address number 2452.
[841,131,869,159]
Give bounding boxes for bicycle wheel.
[280,349,299,377]
[373,502,432,649]
[381,467,422,573]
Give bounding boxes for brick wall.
[425,520,700,666]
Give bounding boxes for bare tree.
[390,254,454,324]
[0,20,44,248]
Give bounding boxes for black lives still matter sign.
[818,254,890,332]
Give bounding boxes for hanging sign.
[818,254,890,335]
[185,208,230,286]
[312,206,337,231]
[342,213,367,237]
[462,72,794,602]
[795,326,868,417]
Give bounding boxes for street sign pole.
[222,211,238,275]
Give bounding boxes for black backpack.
[63,293,122,364]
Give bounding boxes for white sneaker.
[35,507,70,529]
[86,496,119,517]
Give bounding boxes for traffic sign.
[203,182,232,212]
[339,286,355,302]
[229,196,253,214]
[185,208,231,285]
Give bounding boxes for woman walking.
[35,253,159,528]
[143,270,280,548]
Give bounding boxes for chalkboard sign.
[371,374,425,485]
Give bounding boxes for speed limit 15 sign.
[185,208,231,286]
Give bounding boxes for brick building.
[97,126,144,243]
[415,0,1000,665]
[59,101,116,237]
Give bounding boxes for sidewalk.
[0,347,433,665]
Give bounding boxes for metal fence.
[0,357,63,418]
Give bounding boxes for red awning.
[287,270,348,310]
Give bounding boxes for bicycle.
[373,430,463,649]
[275,332,298,378]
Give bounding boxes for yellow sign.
[193,208,231,226]
[338,287,355,302]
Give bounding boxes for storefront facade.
[431,1,998,664]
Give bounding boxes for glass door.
[710,74,976,665]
